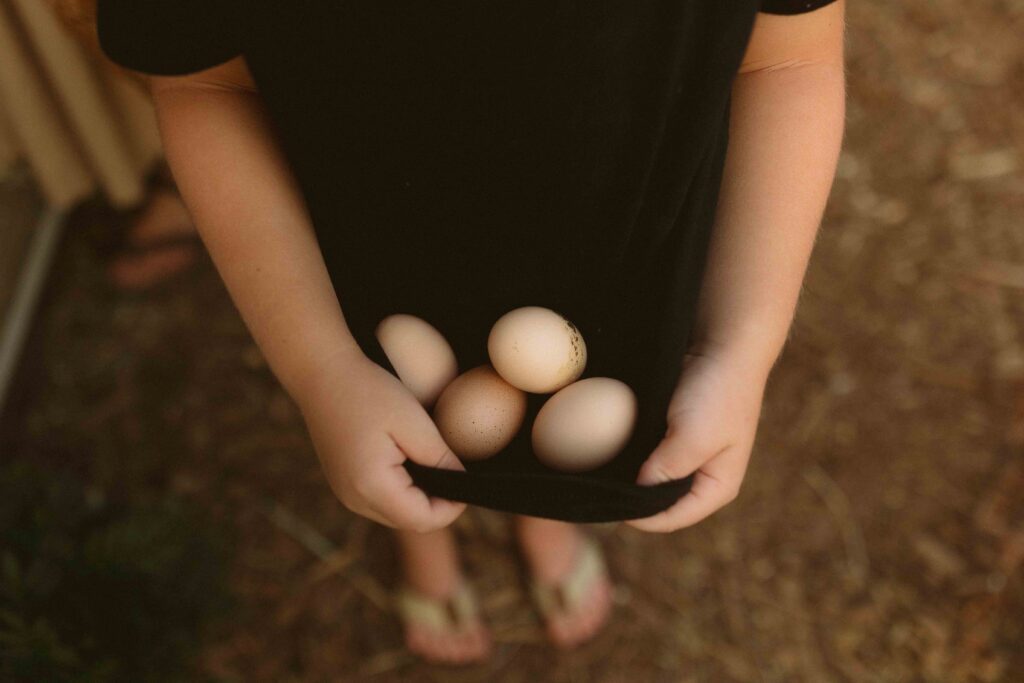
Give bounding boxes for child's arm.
[147,58,466,532]
[629,1,846,532]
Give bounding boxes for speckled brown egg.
[432,364,528,461]
[487,306,587,394]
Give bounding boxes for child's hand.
[626,346,770,533]
[296,351,468,532]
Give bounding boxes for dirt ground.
[2,0,1023,681]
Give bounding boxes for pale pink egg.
[532,377,637,472]
[375,314,458,407]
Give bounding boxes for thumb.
[635,421,704,486]
[395,409,467,473]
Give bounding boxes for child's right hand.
[295,350,468,532]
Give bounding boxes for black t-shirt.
[98,0,839,522]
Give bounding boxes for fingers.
[628,416,741,532]
[333,405,468,531]
[393,407,466,473]
[373,463,467,532]
[358,502,398,529]
[349,479,459,532]
[626,457,740,533]
[374,406,469,531]
[634,420,719,486]
[351,433,467,532]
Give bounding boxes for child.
[97,0,846,665]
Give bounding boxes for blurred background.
[1,0,1022,681]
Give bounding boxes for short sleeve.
[96,0,242,76]
[760,0,840,15]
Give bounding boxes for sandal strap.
[529,534,607,620]
[394,580,479,633]
[117,231,203,256]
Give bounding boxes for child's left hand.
[625,345,771,533]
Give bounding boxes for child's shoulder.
[147,56,258,95]
[740,0,845,74]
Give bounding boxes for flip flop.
[393,577,490,662]
[112,230,203,258]
[105,228,203,294]
[525,532,612,642]
[102,172,204,295]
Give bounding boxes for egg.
[375,314,458,407]
[432,364,527,461]
[487,306,587,394]
[531,377,637,472]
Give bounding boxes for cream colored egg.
[433,364,527,461]
[487,306,586,394]
[532,377,637,472]
[375,314,458,407]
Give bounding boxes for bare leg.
[393,527,492,663]
[513,515,613,648]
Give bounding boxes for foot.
[393,527,493,664]
[107,186,200,290]
[514,517,614,649]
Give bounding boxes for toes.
[407,621,491,664]
[584,579,612,633]
[438,632,461,662]
[449,632,471,662]
[547,575,614,648]
[547,616,575,648]
[545,604,574,647]
[405,625,428,658]
[567,604,594,644]
[456,629,488,662]
[460,623,491,661]
[476,624,494,655]
[462,626,484,660]
[406,625,450,663]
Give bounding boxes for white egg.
[531,377,637,472]
[487,306,586,394]
[375,314,458,407]
[432,364,527,461]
